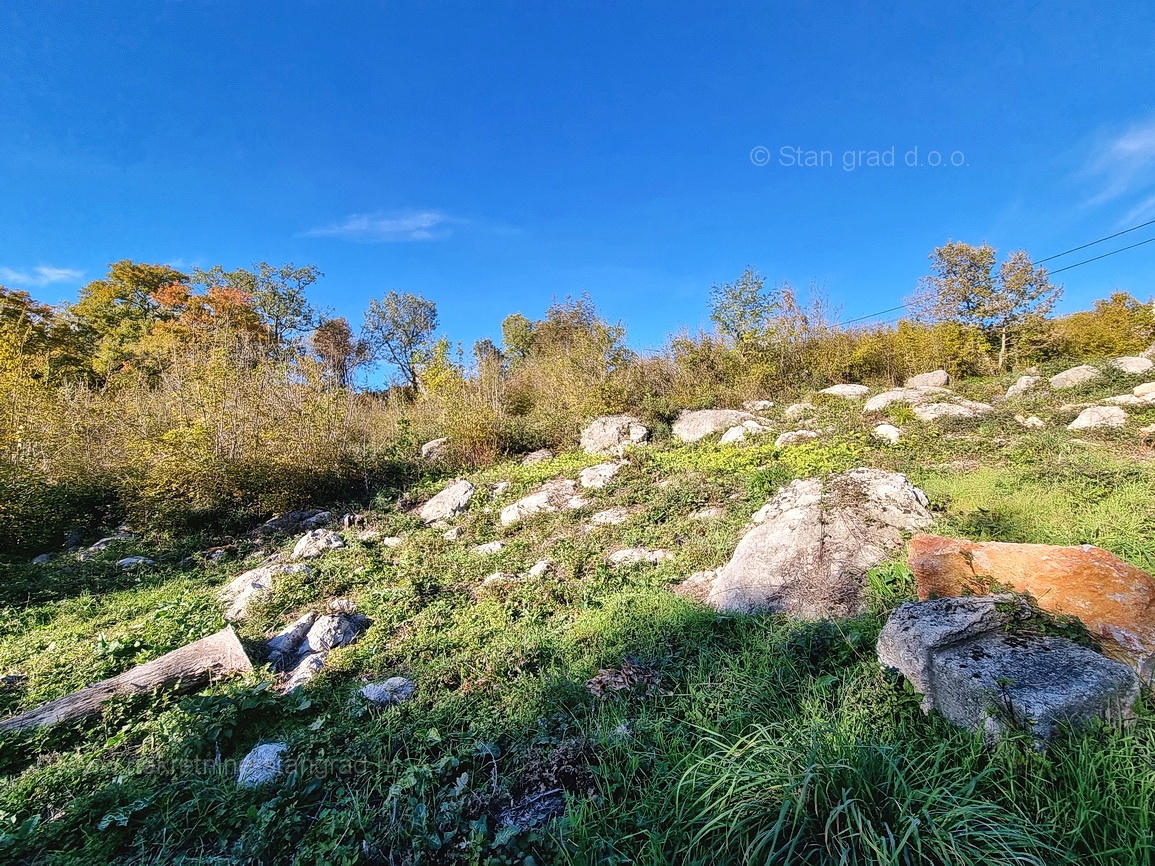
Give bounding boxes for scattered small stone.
[608,548,672,566]
[237,743,288,788]
[302,613,365,654]
[579,461,626,489]
[472,540,506,554]
[527,560,551,578]
[783,402,817,421]
[1015,414,1045,429]
[1050,364,1102,390]
[443,526,463,541]
[30,554,51,565]
[378,535,404,547]
[1109,356,1154,375]
[500,480,587,526]
[0,674,28,692]
[819,383,870,399]
[1067,405,1127,431]
[266,611,318,662]
[521,448,554,465]
[863,387,949,412]
[219,563,311,621]
[775,430,819,448]
[116,556,155,570]
[261,509,330,534]
[742,399,775,411]
[590,506,632,526]
[420,437,449,459]
[690,505,725,520]
[362,677,416,706]
[76,533,134,561]
[482,572,522,587]
[905,370,950,388]
[491,481,512,497]
[872,423,901,444]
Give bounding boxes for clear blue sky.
[2,1,1154,355]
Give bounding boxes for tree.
[192,262,319,358]
[500,313,535,361]
[709,267,779,344]
[71,260,190,377]
[909,241,1061,370]
[362,291,439,390]
[310,317,368,388]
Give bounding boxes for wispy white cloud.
[305,210,459,242]
[1085,117,1155,221]
[0,265,84,287]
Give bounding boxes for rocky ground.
[2,358,1155,863]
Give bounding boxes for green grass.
[2,370,1154,864]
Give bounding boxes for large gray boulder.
[579,461,626,489]
[580,416,649,455]
[1109,356,1154,375]
[420,437,449,459]
[1050,364,1102,390]
[706,468,933,618]
[673,409,764,443]
[863,387,950,412]
[1005,375,1043,399]
[1067,405,1127,431]
[500,480,586,526]
[301,612,365,654]
[418,479,475,524]
[905,370,950,388]
[819,384,870,399]
[878,597,1139,743]
[237,743,288,788]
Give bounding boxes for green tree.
[500,313,535,361]
[909,241,1061,370]
[310,317,369,387]
[709,267,779,344]
[193,262,319,357]
[362,290,439,389]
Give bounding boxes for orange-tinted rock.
[909,534,1155,681]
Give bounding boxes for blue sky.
[2,1,1154,356]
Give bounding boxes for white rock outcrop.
[418,479,475,524]
[580,416,649,456]
[500,480,586,526]
[1067,405,1127,431]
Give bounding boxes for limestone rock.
[491,481,512,497]
[260,509,330,534]
[905,370,949,388]
[1135,381,1155,398]
[1015,414,1045,429]
[742,399,775,412]
[1109,356,1154,375]
[500,480,586,526]
[672,570,716,603]
[912,400,994,423]
[707,468,932,618]
[362,677,416,706]
[301,613,365,654]
[219,563,310,621]
[1050,365,1102,390]
[421,437,449,459]
[521,448,554,465]
[690,505,725,521]
[527,560,551,577]
[878,597,1138,743]
[672,409,763,443]
[442,526,462,541]
[783,402,817,421]
[1005,375,1043,399]
[30,553,51,565]
[291,529,345,560]
[76,533,134,561]
[418,479,475,524]
[872,423,901,444]
[579,461,626,489]
[820,383,870,399]
[863,387,949,412]
[608,548,673,566]
[284,653,326,690]
[580,416,649,456]
[1067,405,1127,431]
[909,534,1155,680]
[590,506,632,526]
[116,556,154,569]
[266,611,318,661]
[482,572,521,587]
[471,540,506,555]
[775,430,819,448]
[237,743,288,788]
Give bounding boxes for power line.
[836,304,908,326]
[1046,235,1155,275]
[1034,217,1155,264]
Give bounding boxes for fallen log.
[0,627,252,732]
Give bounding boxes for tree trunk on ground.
[0,627,252,732]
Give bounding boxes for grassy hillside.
[1,364,1154,864]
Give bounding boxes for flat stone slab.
[1050,365,1102,390]
[500,480,586,526]
[878,596,1138,744]
[819,384,870,399]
